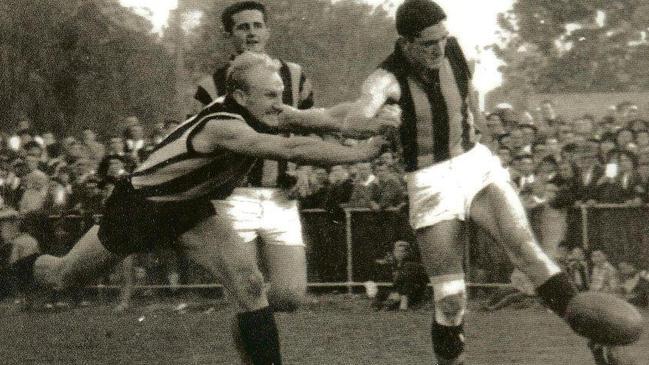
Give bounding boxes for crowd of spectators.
[2,98,649,302]
[0,117,178,219]
[485,100,649,210]
[4,100,647,224]
[561,246,648,307]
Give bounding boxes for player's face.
[240,68,284,127]
[228,10,270,54]
[404,22,449,69]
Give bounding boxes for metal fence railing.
[38,205,649,294]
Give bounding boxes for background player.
[193,1,315,315]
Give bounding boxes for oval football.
[564,292,644,346]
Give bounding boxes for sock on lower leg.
[431,320,465,362]
[535,272,577,317]
[10,253,41,292]
[237,306,282,365]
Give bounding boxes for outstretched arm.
[195,119,388,166]
[276,69,402,137]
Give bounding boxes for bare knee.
[432,276,467,326]
[435,294,467,326]
[267,283,306,312]
[229,268,267,310]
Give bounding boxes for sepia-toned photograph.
[0,0,647,363]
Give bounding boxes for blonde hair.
[226,52,281,94]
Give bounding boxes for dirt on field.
[0,296,647,365]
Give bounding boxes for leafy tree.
[0,0,178,136]
[493,0,649,95]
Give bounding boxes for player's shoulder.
[202,111,246,126]
[197,74,216,88]
[280,59,303,70]
[361,68,401,100]
[366,68,399,84]
[279,59,308,78]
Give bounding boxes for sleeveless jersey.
[193,57,314,188]
[130,99,269,202]
[379,37,477,172]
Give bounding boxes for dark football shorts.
[97,179,216,256]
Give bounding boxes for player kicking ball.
[279,1,644,364]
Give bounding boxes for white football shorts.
[211,187,304,246]
[406,143,510,230]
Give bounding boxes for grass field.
[0,295,647,365]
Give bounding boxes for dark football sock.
[237,306,282,365]
[536,272,577,317]
[10,253,41,292]
[431,320,465,362]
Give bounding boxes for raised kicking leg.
[469,181,562,288]
[470,180,639,364]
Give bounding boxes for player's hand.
[359,135,389,160]
[374,104,402,129]
[348,104,402,135]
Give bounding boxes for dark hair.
[539,155,558,167]
[587,137,601,144]
[599,132,616,144]
[561,143,578,154]
[396,0,446,38]
[23,141,42,151]
[221,1,267,33]
[518,123,538,133]
[581,114,595,122]
[531,140,547,153]
[601,115,616,124]
[616,101,634,111]
[514,153,533,162]
[496,133,511,145]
